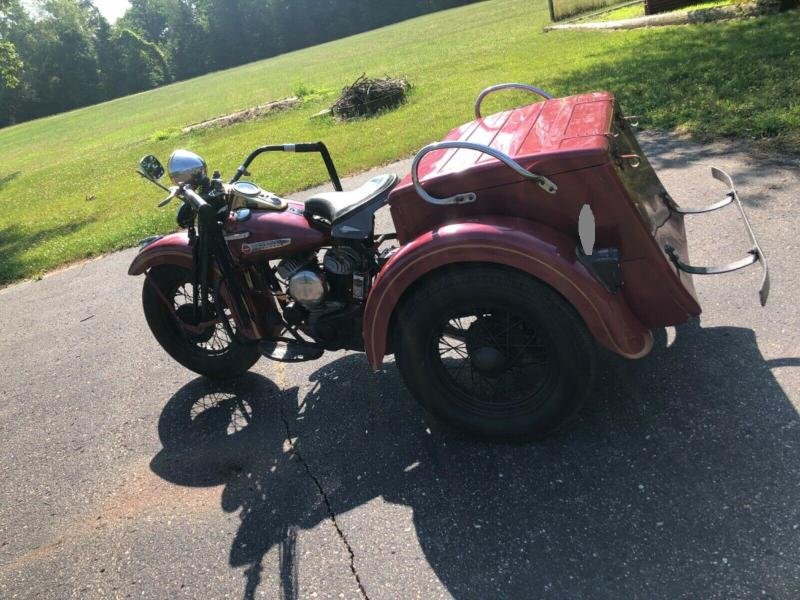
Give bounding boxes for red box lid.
[393,91,616,197]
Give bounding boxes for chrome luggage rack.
[411,141,558,205]
[473,83,553,119]
[664,167,770,306]
[411,84,558,206]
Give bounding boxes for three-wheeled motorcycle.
[132,84,769,439]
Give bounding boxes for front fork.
[148,213,279,344]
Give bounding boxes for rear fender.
[364,216,653,370]
[129,231,277,341]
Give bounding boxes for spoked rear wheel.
[435,310,557,418]
[395,265,596,440]
[142,265,260,379]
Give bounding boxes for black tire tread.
[142,265,260,379]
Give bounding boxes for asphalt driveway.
[1,132,798,599]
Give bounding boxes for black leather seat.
[304,174,398,224]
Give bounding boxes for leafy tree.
[22,0,104,115]
[0,0,36,124]
[110,28,169,95]
[119,0,173,44]
[0,40,20,89]
[0,0,22,90]
[164,0,210,80]
[200,0,268,69]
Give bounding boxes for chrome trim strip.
[224,231,251,241]
[665,191,734,215]
[666,246,758,275]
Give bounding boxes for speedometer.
[231,181,288,211]
[231,181,263,198]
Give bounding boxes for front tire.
[395,265,596,440]
[142,265,260,379]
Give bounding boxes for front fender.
[128,231,278,341]
[128,232,192,275]
[364,217,653,370]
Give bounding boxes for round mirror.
[139,155,165,180]
[167,149,207,186]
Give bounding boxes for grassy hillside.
[0,0,798,285]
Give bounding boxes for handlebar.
[231,141,342,191]
[181,186,209,211]
[144,141,344,213]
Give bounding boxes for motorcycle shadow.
[150,318,800,599]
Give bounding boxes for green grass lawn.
[0,0,798,285]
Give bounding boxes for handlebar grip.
[291,143,322,153]
[182,187,208,210]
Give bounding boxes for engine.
[323,246,368,301]
[275,245,370,350]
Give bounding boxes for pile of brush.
[330,74,410,120]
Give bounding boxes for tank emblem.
[224,231,251,241]
[241,238,291,255]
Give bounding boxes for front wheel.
[395,265,596,440]
[142,265,260,379]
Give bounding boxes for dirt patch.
[0,461,221,575]
[182,97,301,134]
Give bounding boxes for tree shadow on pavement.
[0,217,97,285]
[151,319,800,599]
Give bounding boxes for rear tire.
[395,265,596,440]
[142,265,260,379]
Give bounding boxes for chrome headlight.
[167,149,207,186]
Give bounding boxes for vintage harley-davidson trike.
[132,84,769,439]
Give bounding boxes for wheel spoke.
[431,304,553,415]
[170,279,233,356]
[439,337,468,358]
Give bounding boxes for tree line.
[0,0,478,128]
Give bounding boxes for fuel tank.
[224,200,330,262]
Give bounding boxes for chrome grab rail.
[411,141,558,206]
[664,167,770,306]
[474,83,553,120]
[663,190,734,215]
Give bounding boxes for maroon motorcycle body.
[131,85,769,439]
[226,201,330,263]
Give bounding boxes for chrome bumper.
[664,167,770,306]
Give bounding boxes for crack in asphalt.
[278,404,370,600]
